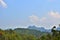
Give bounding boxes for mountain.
[57,27,60,30]
[28,25,51,32]
[28,25,60,32]
[0,27,60,40]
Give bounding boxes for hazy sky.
[0,0,60,29]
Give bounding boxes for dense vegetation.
[0,26,60,40]
[14,28,47,37]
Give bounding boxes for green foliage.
[14,28,47,37]
[0,28,60,40]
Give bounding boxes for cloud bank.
[29,11,60,29]
[0,0,7,8]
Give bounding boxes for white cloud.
[29,11,60,29]
[0,0,7,8]
[29,15,40,23]
[29,15,47,27]
[29,15,47,23]
[49,11,60,18]
[46,11,60,28]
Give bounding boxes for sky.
[0,0,60,29]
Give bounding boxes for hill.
[0,27,60,40]
[0,28,48,40]
[14,28,47,37]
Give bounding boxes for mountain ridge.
[28,25,60,32]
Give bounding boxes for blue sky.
[0,0,60,29]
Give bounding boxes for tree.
[51,26,57,36]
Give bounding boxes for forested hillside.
[14,28,47,37]
[0,26,60,40]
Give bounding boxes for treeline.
[0,29,38,40]
[0,26,60,40]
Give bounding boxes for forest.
[0,26,60,40]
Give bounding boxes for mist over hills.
[28,25,51,32]
[0,25,60,33]
[0,25,60,40]
[28,25,60,32]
